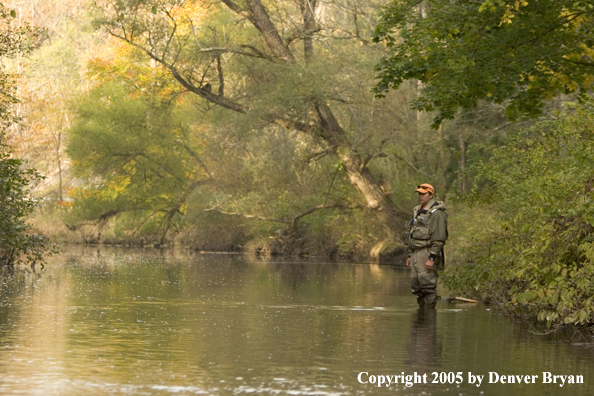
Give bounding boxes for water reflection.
[0,247,593,395]
[406,309,441,371]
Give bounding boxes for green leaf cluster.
[0,144,50,267]
[373,0,594,127]
[65,75,206,242]
[0,4,50,267]
[443,104,594,328]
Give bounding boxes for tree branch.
[194,46,278,61]
[221,0,295,63]
[211,28,225,97]
[219,0,252,22]
[290,203,363,228]
[203,206,289,224]
[239,44,279,62]
[271,115,318,135]
[392,153,430,177]
[572,61,594,68]
[286,26,322,46]
[105,30,248,114]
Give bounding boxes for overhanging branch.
[290,203,363,229]
[105,29,248,114]
[202,202,364,229]
[203,207,289,224]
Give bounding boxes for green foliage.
[442,105,594,328]
[75,0,438,251]
[65,0,503,255]
[66,72,207,243]
[373,0,594,127]
[0,144,50,266]
[0,4,50,267]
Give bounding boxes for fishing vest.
[404,200,447,250]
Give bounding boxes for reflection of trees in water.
[265,261,407,301]
[0,265,43,305]
[61,247,209,284]
[406,310,442,371]
[268,262,342,290]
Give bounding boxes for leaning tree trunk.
[313,103,407,239]
[103,0,409,245]
[218,1,409,238]
[223,0,407,240]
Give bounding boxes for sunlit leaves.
[0,3,43,130]
[65,66,209,242]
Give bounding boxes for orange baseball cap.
[415,183,434,194]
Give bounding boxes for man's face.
[418,192,432,206]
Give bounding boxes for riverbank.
[26,201,594,335]
[29,204,411,264]
[28,199,490,266]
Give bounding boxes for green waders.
[410,247,439,309]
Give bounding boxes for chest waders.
[405,201,447,310]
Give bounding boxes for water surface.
[0,246,593,395]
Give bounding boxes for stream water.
[0,246,593,395]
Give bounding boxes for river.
[0,246,593,395]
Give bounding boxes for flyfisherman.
[405,183,448,310]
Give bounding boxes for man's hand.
[406,256,411,267]
[425,259,434,270]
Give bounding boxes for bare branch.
[211,28,225,97]
[162,7,178,60]
[219,0,252,21]
[239,44,278,62]
[203,207,289,224]
[106,30,248,114]
[392,153,430,177]
[290,203,363,228]
[195,46,278,61]
[286,26,322,46]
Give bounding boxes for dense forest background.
[2,0,594,328]
[5,0,501,258]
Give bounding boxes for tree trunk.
[458,135,467,195]
[244,0,295,63]
[228,0,406,239]
[314,103,407,238]
[300,0,317,61]
[107,0,409,242]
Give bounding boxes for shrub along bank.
[442,106,594,329]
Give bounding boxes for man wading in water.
[405,183,448,310]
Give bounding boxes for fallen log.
[446,296,480,303]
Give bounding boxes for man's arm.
[428,210,447,258]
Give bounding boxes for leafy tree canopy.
[66,54,210,243]
[0,147,49,267]
[0,2,41,129]
[373,0,594,127]
[87,0,415,240]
